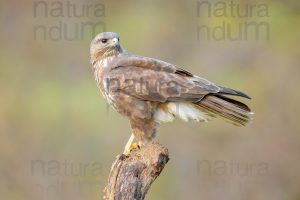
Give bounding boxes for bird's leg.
[123,133,139,156]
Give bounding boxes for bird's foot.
[123,142,140,156]
[130,142,140,150]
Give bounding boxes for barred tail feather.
[195,95,253,126]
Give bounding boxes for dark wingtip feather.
[234,90,251,99]
[219,86,252,99]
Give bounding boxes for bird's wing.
[110,53,194,77]
[101,54,225,103]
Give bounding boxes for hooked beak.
[110,38,119,46]
[109,37,122,53]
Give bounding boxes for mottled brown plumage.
[90,32,253,155]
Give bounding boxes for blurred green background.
[1,0,300,199]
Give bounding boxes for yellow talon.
[123,143,139,156]
[123,149,131,157]
[123,134,136,156]
[130,142,139,150]
[123,134,145,156]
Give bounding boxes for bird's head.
[90,32,123,64]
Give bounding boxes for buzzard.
[90,32,253,155]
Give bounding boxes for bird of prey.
[90,32,253,155]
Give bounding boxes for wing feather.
[103,54,250,103]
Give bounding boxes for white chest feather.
[99,57,112,68]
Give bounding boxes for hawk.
[90,32,253,155]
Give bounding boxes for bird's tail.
[195,95,253,126]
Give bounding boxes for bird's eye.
[101,39,108,43]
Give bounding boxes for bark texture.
[103,141,169,200]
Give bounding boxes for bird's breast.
[93,58,116,106]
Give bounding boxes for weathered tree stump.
[103,141,169,200]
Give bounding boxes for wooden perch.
[103,141,169,200]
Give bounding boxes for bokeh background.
[1,0,300,199]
